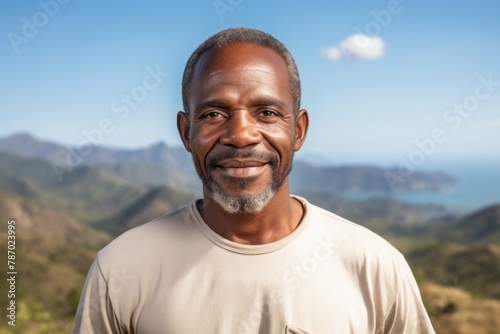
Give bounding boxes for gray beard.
[207,178,276,214]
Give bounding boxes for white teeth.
[217,165,267,177]
[219,160,266,168]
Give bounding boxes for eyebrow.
[193,100,231,114]
[250,98,287,110]
[193,97,288,115]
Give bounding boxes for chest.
[125,253,376,333]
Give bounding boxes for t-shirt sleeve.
[72,256,123,334]
[377,255,435,334]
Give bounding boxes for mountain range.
[0,132,457,194]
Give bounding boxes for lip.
[216,159,268,168]
[214,159,269,177]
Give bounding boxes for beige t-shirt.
[72,196,435,333]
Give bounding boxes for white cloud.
[324,34,385,62]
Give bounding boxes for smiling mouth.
[215,160,269,178]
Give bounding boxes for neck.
[198,182,304,245]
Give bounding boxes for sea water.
[339,160,500,214]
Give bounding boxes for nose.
[219,111,261,148]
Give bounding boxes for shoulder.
[306,199,402,256]
[96,203,197,270]
[299,197,408,278]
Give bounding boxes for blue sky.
[1,0,499,168]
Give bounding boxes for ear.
[293,109,309,151]
[177,111,192,152]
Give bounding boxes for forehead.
[189,43,292,107]
[193,43,289,86]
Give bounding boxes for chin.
[209,182,276,215]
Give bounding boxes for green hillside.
[407,243,500,300]
[304,191,447,233]
[98,185,195,236]
[437,204,500,243]
[0,152,149,222]
[0,193,111,333]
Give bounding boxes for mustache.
[207,150,277,168]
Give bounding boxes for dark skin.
[177,43,309,245]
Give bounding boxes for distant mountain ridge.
[436,204,500,243]
[305,192,448,226]
[0,132,458,194]
[390,203,500,245]
[0,132,201,191]
[0,132,192,168]
[290,161,457,194]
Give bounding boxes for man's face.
[178,43,307,214]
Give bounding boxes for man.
[73,27,435,333]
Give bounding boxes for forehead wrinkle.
[204,66,278,85]
[202,67,289,99]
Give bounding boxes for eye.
[203,111,225,119]
[258,109,278,117]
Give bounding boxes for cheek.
[189,127,220,165]
[261,125,296,154]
